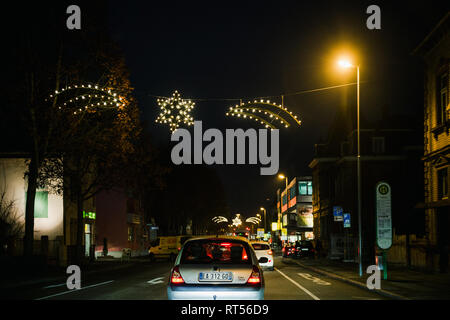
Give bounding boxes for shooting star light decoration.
[48,84,126,115]
[155,90,195,132]
[226,99,301,129]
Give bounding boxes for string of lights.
[47,84,126,115]
[155,90,195,132]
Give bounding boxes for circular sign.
[378,184,389,195]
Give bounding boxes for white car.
[167,236,266,300]
[251,241,274,271]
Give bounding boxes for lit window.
[26,191,48,218]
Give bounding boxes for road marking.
[147,277,164,285]
[35,280,114,300]
[43,283,67,289]
[274,267,320,300]
[298,273,331,285]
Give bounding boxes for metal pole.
[357,66,362,277]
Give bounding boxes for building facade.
[309,107,424,263]
[0,156,96,265]
[277,176,314,243]
[413,12,450,272]
[95,189,148,258]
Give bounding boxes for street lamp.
[260,207,267,233]
[338,58,362,277]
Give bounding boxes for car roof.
[250,241,270,244]
[184,235,251,243]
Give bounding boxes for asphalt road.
[2,256,387,300]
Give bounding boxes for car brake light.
[220,242,232,247]
[267,250,273,255]
[170,265,184,284]
[247,266,261,284]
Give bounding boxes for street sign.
[257,228,264,238]
[333,206,343,221]
[343,213,351,228]
[375,182,392,250]
[271,222,278,231]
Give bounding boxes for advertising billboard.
[297,204,313,228]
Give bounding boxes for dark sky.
[2,1,447,218]
[104,1,449,217]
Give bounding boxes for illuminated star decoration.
[232,214,242,227]
[48,83,125,115]
[155,90,195,132]
[226,99,301,129]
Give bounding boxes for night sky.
[2,1,448,217]
[104,1,448,216]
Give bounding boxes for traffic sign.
[333,206,343,221]
[343,213,351,228]
[375,182,392,249]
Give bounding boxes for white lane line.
[35,280,114,300]
[274,267,320,300]
[298,273,331,286]
[147,277,164,285]
[42,283,67,289]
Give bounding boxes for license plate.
[302,248,309,251]
[199,272,233,282]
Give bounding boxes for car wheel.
[149,253,155,262]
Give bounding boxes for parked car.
[149,236,191,262]
[251,241,274,271]
[294,240,315,259]
[167,236,266,300]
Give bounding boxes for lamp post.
[260,207,267,234]
[277,174,289,244]
[338,59,362,277]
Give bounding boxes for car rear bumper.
[167,284,264,300]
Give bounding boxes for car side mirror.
[258,257,268,264]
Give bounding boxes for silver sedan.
[167,236,267,300]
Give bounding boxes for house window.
[437,168,448,200]
[299,181,313,196]
[25,191,48,218]
[437,72,448,125]
[372,137,385,154]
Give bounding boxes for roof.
[412,12,450,57]
[185,235,251,243]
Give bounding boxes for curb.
[292,260,410,300]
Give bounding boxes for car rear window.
[180,240,252,264]
[252,244,270,250]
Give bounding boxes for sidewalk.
[0,256,147,290]
[290,257,450,300]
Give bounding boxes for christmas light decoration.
[155,90,195,132]
[246,217,261,224]
[48,83,126,115]
[212,216,229,223]
[226,99,301,129]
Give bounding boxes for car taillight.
[282,247,285,252]
[267,250,273,255]
[170,265,184,284]
[178,247,181,251]
[247,266,261,284]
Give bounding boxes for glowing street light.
[260,207,267,233]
